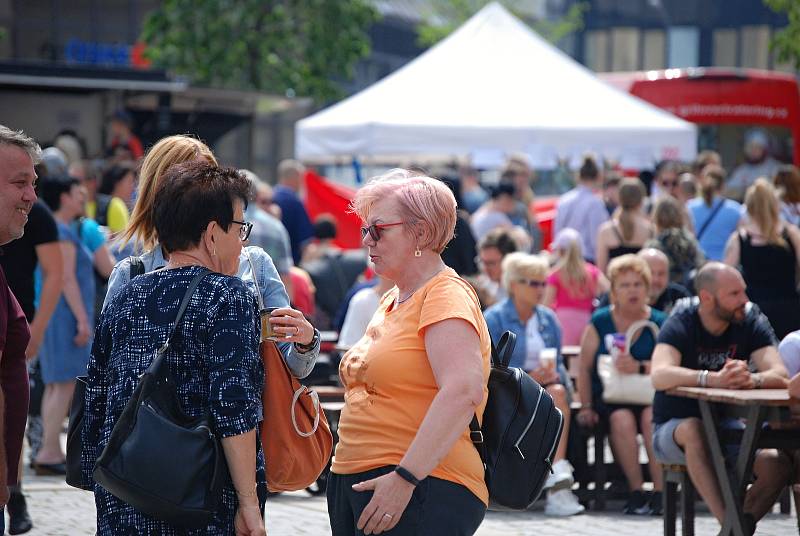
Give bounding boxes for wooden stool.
[663,464,694,536]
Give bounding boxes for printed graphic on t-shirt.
[697,344,738,370]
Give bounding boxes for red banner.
[303,170,363,249]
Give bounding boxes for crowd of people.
[1,116,800,536]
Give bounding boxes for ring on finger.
[383,513,393,520]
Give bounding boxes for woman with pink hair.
[328,169,491,535]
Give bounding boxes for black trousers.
[327,466,486,536]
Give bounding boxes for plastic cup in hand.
[259,307,281,342]
[540,348,557,370]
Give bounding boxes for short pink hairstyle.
[352,168,457,253]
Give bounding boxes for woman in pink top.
[544,228,609,344]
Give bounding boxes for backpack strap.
[492,331,516,369]
[470,330,517,469]
[469,415,486,469]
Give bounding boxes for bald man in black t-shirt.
[650,263,788,533]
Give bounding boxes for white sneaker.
[545,489,585,517]
[544,459,575,491]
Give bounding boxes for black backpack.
[470,331,564,509]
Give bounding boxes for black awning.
[0,61,187,92]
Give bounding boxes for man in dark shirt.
[272,159,314,265]
[0,201,62,356]
[638,248,691,313]
[0,125,43,534]
[650,262,788,532]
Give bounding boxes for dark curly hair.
[153,161,252,253]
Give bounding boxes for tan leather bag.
[247,252,333,492]
[259,337,333,492]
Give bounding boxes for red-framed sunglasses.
[360,221,404,241]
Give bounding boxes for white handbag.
[597,319,659,406]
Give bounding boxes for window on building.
[740,25,770,69]
[611,27,639,71]
[667,26,699,68]
[642,29,666,70]
[712,29,738,67]
[584,30,609,72]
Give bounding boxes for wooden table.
[667,387,800,536]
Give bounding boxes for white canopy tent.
[295,2,696,169]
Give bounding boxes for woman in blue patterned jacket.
[483,252,584,517]
[103,135,319,379]
[82,162,267,535]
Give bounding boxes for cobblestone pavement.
[16,474,799,535]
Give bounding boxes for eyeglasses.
[360,221,403,241]
[231,220,253,241]
[517,279,547,288]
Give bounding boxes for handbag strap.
[156,268,211,355]
[623,319,660,355]
[244,249,267,311]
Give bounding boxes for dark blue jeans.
[327,466,485,536]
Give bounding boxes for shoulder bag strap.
[155,269,211,355]
[244,249,266,311]
[128,256,146,280]
[696,199,725,241]
[145,268,210,377]
[623,320,660,355]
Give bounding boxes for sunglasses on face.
[517,279,547,288]
[360,221,403,241]
[231,220,253,241]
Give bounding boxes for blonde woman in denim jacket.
[103,135,319,376]
[482,252,583,517]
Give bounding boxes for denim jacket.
[483,297,571,387]
[103,244,318,378]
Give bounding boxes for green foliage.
[140,0,378,103]
[417,0,588,47]
[766,0,800,69]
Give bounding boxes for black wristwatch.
[295,329,319,353]
[638,363,646,375]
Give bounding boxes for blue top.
[483,298,570,386]
[74,218,106,253]
[103,245,318,379]
[589,306,667,409]
[40,221,96,383]
[82,266,264,534]
[462,187,489,214]
[688,196,742,261]
[273,185,314,265]
[245,204,293,276]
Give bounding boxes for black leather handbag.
[65,376,88,489]
[66,255,149,491]
[93,269,227,528]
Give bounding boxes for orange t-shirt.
[332,268,491,504]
